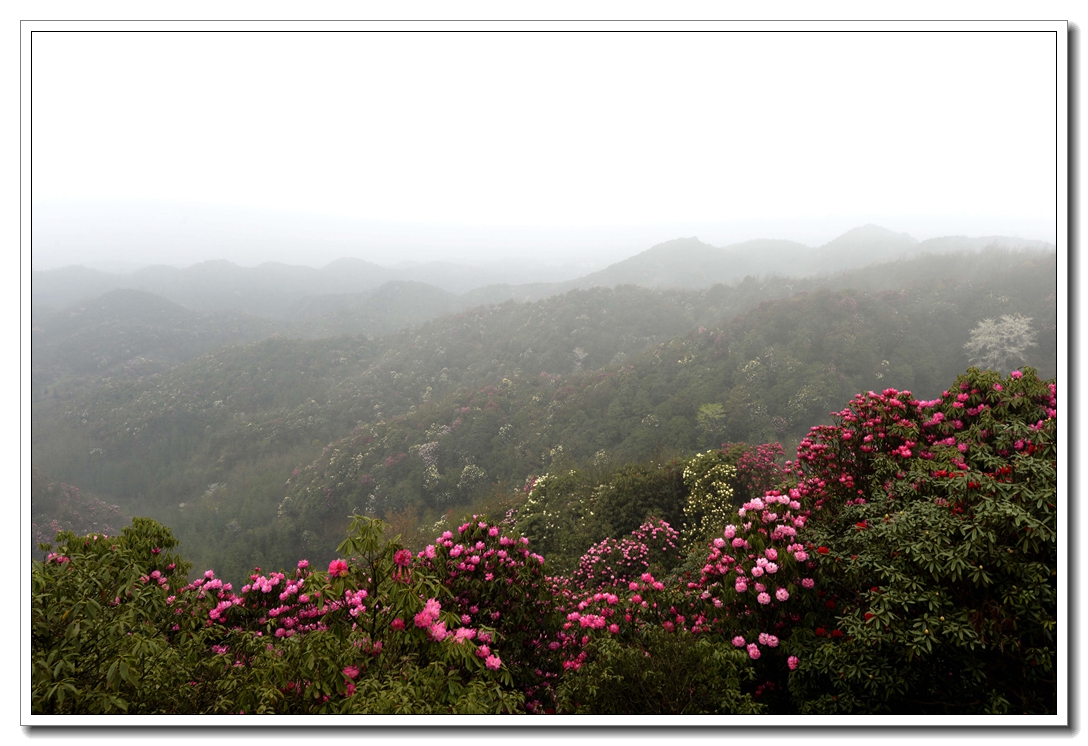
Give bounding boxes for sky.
[31,28,1060,271]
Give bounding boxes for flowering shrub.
[785,368,1057,714]
[681,450,738,546]
[413,516,564,712]
[722,441,786,506]
[571,518,681,591]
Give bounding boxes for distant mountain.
[567,225,1053,291]
[31,265,130,310]
[31,288,277,389]
[913,235,1055,254]
[33,257,560,316]
[808,224,918,272]
[31,226,1056,325]
[286,281,463,338]
[569,237,734,289]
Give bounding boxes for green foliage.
[787,368,1057,715]
[344,659,524,714]
[31,518,194,714]
[554,627,763,715]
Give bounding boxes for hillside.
[31,288,278,393]
[30,248,1056,583]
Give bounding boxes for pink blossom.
[452,627,477,644]
[328,559,349,577]
[776,587,790,602]
[788,656,800,670]
[391,618,405,630]
[485,655,502,671]
[747,643,761,660]
[297,559,309,569]
[342,665,359,679]
[428,621,449,641]
[1010,370,1023,379]
[757,592,771,605]
[732,636,746,647]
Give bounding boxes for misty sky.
[30,28,1060,271]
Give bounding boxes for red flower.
[855,521,868,530]
[816,546,830,555]
[831,629,844,638]
[864,612,875,621]
[825,600,836,609]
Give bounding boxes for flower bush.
[785,367,1057,714]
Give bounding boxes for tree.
[964,314,1037,372]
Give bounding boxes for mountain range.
[32,224,1053,319]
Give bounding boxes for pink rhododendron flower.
[1011,370,1023,379]
[747,643,761,660]
[788,656,800,670]
[485,655,502,671]
[452,627,477,644]
[732,636,746,647]
[757,592,771,605]
[776,587,790,602]
[328,559,349,577]
[342,665,359,679]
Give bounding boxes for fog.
[30,30,1059,275]
[32,199,1056,274]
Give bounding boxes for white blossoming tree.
[963,313,1037,371]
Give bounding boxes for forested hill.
[31,246,1056,584]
